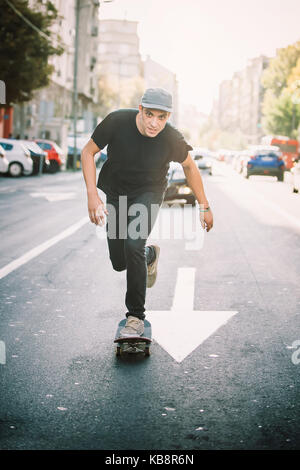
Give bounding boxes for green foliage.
[0,0,64,105]
[261,42,300,98]
[262,88,300,138]
[261,41,300,137]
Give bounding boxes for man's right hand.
[88,192,108,226]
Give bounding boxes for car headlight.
[178,186,191,195]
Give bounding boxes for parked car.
[0,144,9,174]
[234,150,251,173]
[291,159,300,193]
[67,135,105,169]
[190,148,213,175]
[164,162,196,206]
[0,138,33,177]
[35,139,65,173]
[20,140,49,175]
[243,146,285,181]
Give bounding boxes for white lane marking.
[0,216,89,279]
[0,341,6,365]
[147,268,238,363]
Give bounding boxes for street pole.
[72,0,114,171]
[72,0,80,171]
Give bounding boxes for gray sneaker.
[147,245,160,288]
[120,316,144,337]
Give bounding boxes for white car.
[0,138,33,177]
[0,143,9,173]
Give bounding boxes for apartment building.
[214,55,269,144]
[143,56,179,127]
[97,19,142,109]
[97,19,179,125]
[13,0,100,150]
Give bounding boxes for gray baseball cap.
[141,88,173,113]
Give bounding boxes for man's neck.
[135,113,147,136]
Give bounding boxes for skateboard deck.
[114,319,152,356]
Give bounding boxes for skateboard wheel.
[116,346,121,356]
[145,347,150,357]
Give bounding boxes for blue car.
[244,146,285,181]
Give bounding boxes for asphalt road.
[0,163,300,451]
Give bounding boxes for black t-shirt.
[91,109,193,196]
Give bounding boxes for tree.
[0,0,64,105]
[261,42,300,98]
[261,41,300,138]
[262,88,300,138]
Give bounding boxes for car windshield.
[256,152,278,158]
[276,143,297,153]
[22,141,43,153]
[37,141,51,150]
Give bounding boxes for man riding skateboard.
[81,88,213,338]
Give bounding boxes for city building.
[178,103,207,145]
[13,0,100,153]
[97,20,179,125]
[143,56,178,127]
[97,19,143,110]
[214,55,270,144]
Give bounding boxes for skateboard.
[114,319,152,357]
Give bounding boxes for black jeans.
[106,191,164,320]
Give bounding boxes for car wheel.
[9,162,23,177]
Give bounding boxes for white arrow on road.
[147,268,238,363]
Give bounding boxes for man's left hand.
[200,208,213,232]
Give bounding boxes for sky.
[99,0,300,114]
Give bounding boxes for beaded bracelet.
[199,206,210,212]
